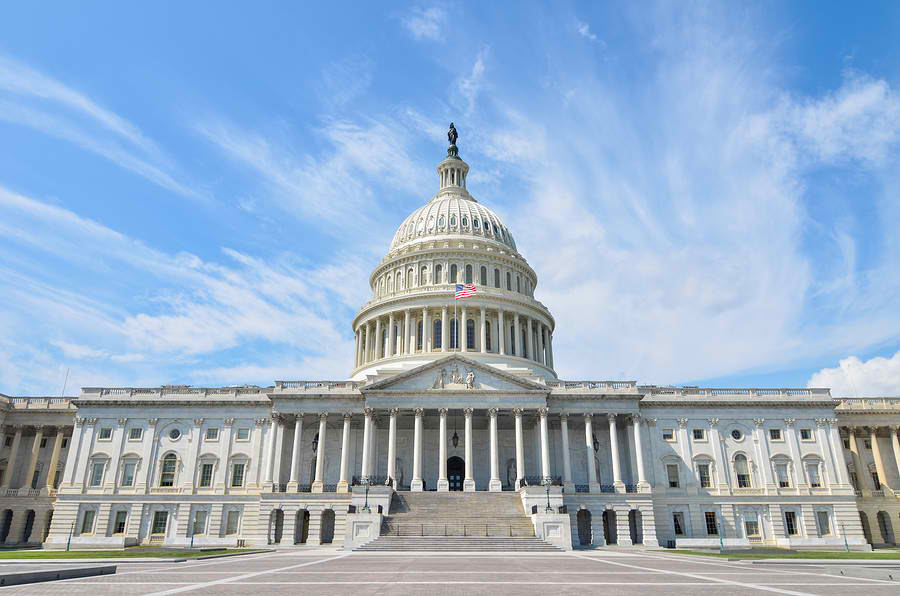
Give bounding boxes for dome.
[389,195,517,252]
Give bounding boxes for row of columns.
[354,306,554,369]
[846,426,900,493]
[269,409,645,493]
[0,425,66,492]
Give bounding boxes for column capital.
[559,412,568,421]
[583,412,593,420]
[389,407,399,416]
[438,407,448,416]
[827,418,839,426]
[488,407,499,417]
[707,417,720,427]
[513,407,523,417]
[753,417,765,427]
[783,417,796,427]
[630,413,641,423]
[191,418,203,427]
[414,407,425,417]
[675,417,688,428]
[537,407,549,417]
[645,417,657,426]
[815,417,830,427]
[225,417,236,427]
[342,412,353,421]
[318,412,329,421]
[271,412,284,424]
[363,407,375,417]
[463,407,474,417]
[254,418,266,426]
[117,418,129,427]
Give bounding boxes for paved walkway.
[1,549,899,594]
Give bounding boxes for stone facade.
[2,139,897,551]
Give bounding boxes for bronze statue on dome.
[448,122,458,146]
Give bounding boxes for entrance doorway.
[576,509,592,546]
[447,456,464,491]
[295,510,310,544]
[270,509,284,544]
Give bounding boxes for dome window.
[450,215,457,227]
[428,215,434,230]
[493,224,499,236]
[462,216,468,228]
[439,215,445,228]
[474,218,480,228]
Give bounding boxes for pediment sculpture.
[431,365,477,389]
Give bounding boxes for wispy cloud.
[458,48,488,116]
[0,55,200,199]
[808,350,900,396]
[576,21,598,42]
[400,6,447,41]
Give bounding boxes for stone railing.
[646,387,832,398]
[274,381,363,392]
[836,398,900,412]
[6,397,76,409]
[547,381,638,392]
[83,386,270,398]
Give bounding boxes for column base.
[285,481,299,492]
[489,479,502,492]
[613,481,626,494]
[411,479,423,492]
[563,482,575,493]
[588,482,602,493]
[515,479,524,490]
[336,481,349,493]
[262,481,275,492]
[311,481,324,493]
[437,479,449,492]
[463,479,476,492]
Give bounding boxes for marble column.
[489,408,501,491]
[360,408,372,481]
[547,332,554,369]
[460,306,468,352]
[498,310,506,355]
[513,313,520,357]
[632,415,647,488]
[584,414,600,491]
[815,418,837,486]
[337,413,352,492]
[827,419,849,485]
[374,318,382,360]
[870,427,888,492]
[311,413,327,492]
[608,414,623,489]
[355,329,362,367]
[441,306,448,352]
[539,408,551,483]
[423,307,430,352]
[537,323,545,365]
[708,418,729,489]
[287,415,304,492]
[463,408,475,491]
[514,408,525,489]
[387,408,398,487]
[411,408,424,491]
[24,426,44,491]
[264,415,280,489]
[891,427,900,490]
[528,318,535,361]
[44,429,64,491]
[387,313,395,357]
[363,323,371,364]
[480,308,487,353]
[438,408,449,491]
[560,414,573,490]
[405,309,413,355]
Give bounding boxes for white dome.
[390,195,517,252]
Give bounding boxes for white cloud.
[401,7,447,41]
[808,351,900,396]
[318,56,374,109]
[576,22,598,42]
[458,48,488,116]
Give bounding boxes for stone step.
[354,536,561,552]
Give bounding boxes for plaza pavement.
[1,548,898,595]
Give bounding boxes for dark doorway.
[860,511,873,544]
[629,509,643,544]
[22,510,35,543]
[320,509,335,544]
[296,510,310,544]
[602,510,616,545]
[447,456,464,491]
[0,510,12,543]
[576,509,592,546]
[270,509,284,544]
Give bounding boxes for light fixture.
[452,414,459,448]
[311,432,319,453]
[592,433,600,453]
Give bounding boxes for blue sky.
[1,2,900,396]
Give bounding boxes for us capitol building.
[1,128,899,551]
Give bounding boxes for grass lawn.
[0,547,266,559]
[659,549,900,560]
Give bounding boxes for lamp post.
[66,521,74,552]
[543,478,552,513]
[362,477,371,513]
[716,516,725,553]
[842,523,849,552]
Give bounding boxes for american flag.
[455,283,476,299]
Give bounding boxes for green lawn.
[0,547,266,559]
[659,549,900,560]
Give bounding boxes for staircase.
[353,491,562,552]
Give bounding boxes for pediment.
[363,355,548,393]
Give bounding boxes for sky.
[1,2,900,397]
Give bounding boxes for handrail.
[383,523,534,537]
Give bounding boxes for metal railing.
[574,484,590,493]
[522,476,562,487]
[383,523,534,537]
[351,475,389,487]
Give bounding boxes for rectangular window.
[128,427,143,441]
[80,509,96,534]
[662,429,675,441]
[205,427,219,441]
[871,470,881,490]
[89,462,104,486]
[121,462,136,487]
[3,437,10,447]
[151,510,168,535]
[160,457,176,487]
[864,439,871,449]
[799,428,813,441]
[698,463,711,488]
[816,511,832,536]
[769,428,782,441]
[744,511,760,537]
[667,464,680,488]
[113,510,127,534]
[236,428,250,441]
[672,512,685,536]
[199,463,214,487]
[692,428,705,441]
[192,510,207,536]
[784,511,798,536]
[843,439,850,449]
[705,511,718,535]
[31,470,39,489]
[62,438,68,448]
[98,427,113,441]
[39,438,47,448]
[775,463,790,488]
[225,510,240,535]
[231,463,245,487]
[849,471,859,491]
[807,463,822,488]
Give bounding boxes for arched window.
[480,266,487,285]
[462,216,468,228]
[433,320,442,349]
[420,266,428,286]
[485,322,492,352]
[735,455,751,488]
[450,215,457,227]
[466,319,475,350]
[450,264,458,283]
[506,272,512,290]
[494,268,500,288]
[474,217,479,229]
[516,275,521,293]
[465,265,473,284]
[439,215,445,228]
[406,269,412,289]
[450,319,458,349]
[160,454,177,487]
[387,276,393,294]
[434,264,442,285]
[416,321,423,351]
